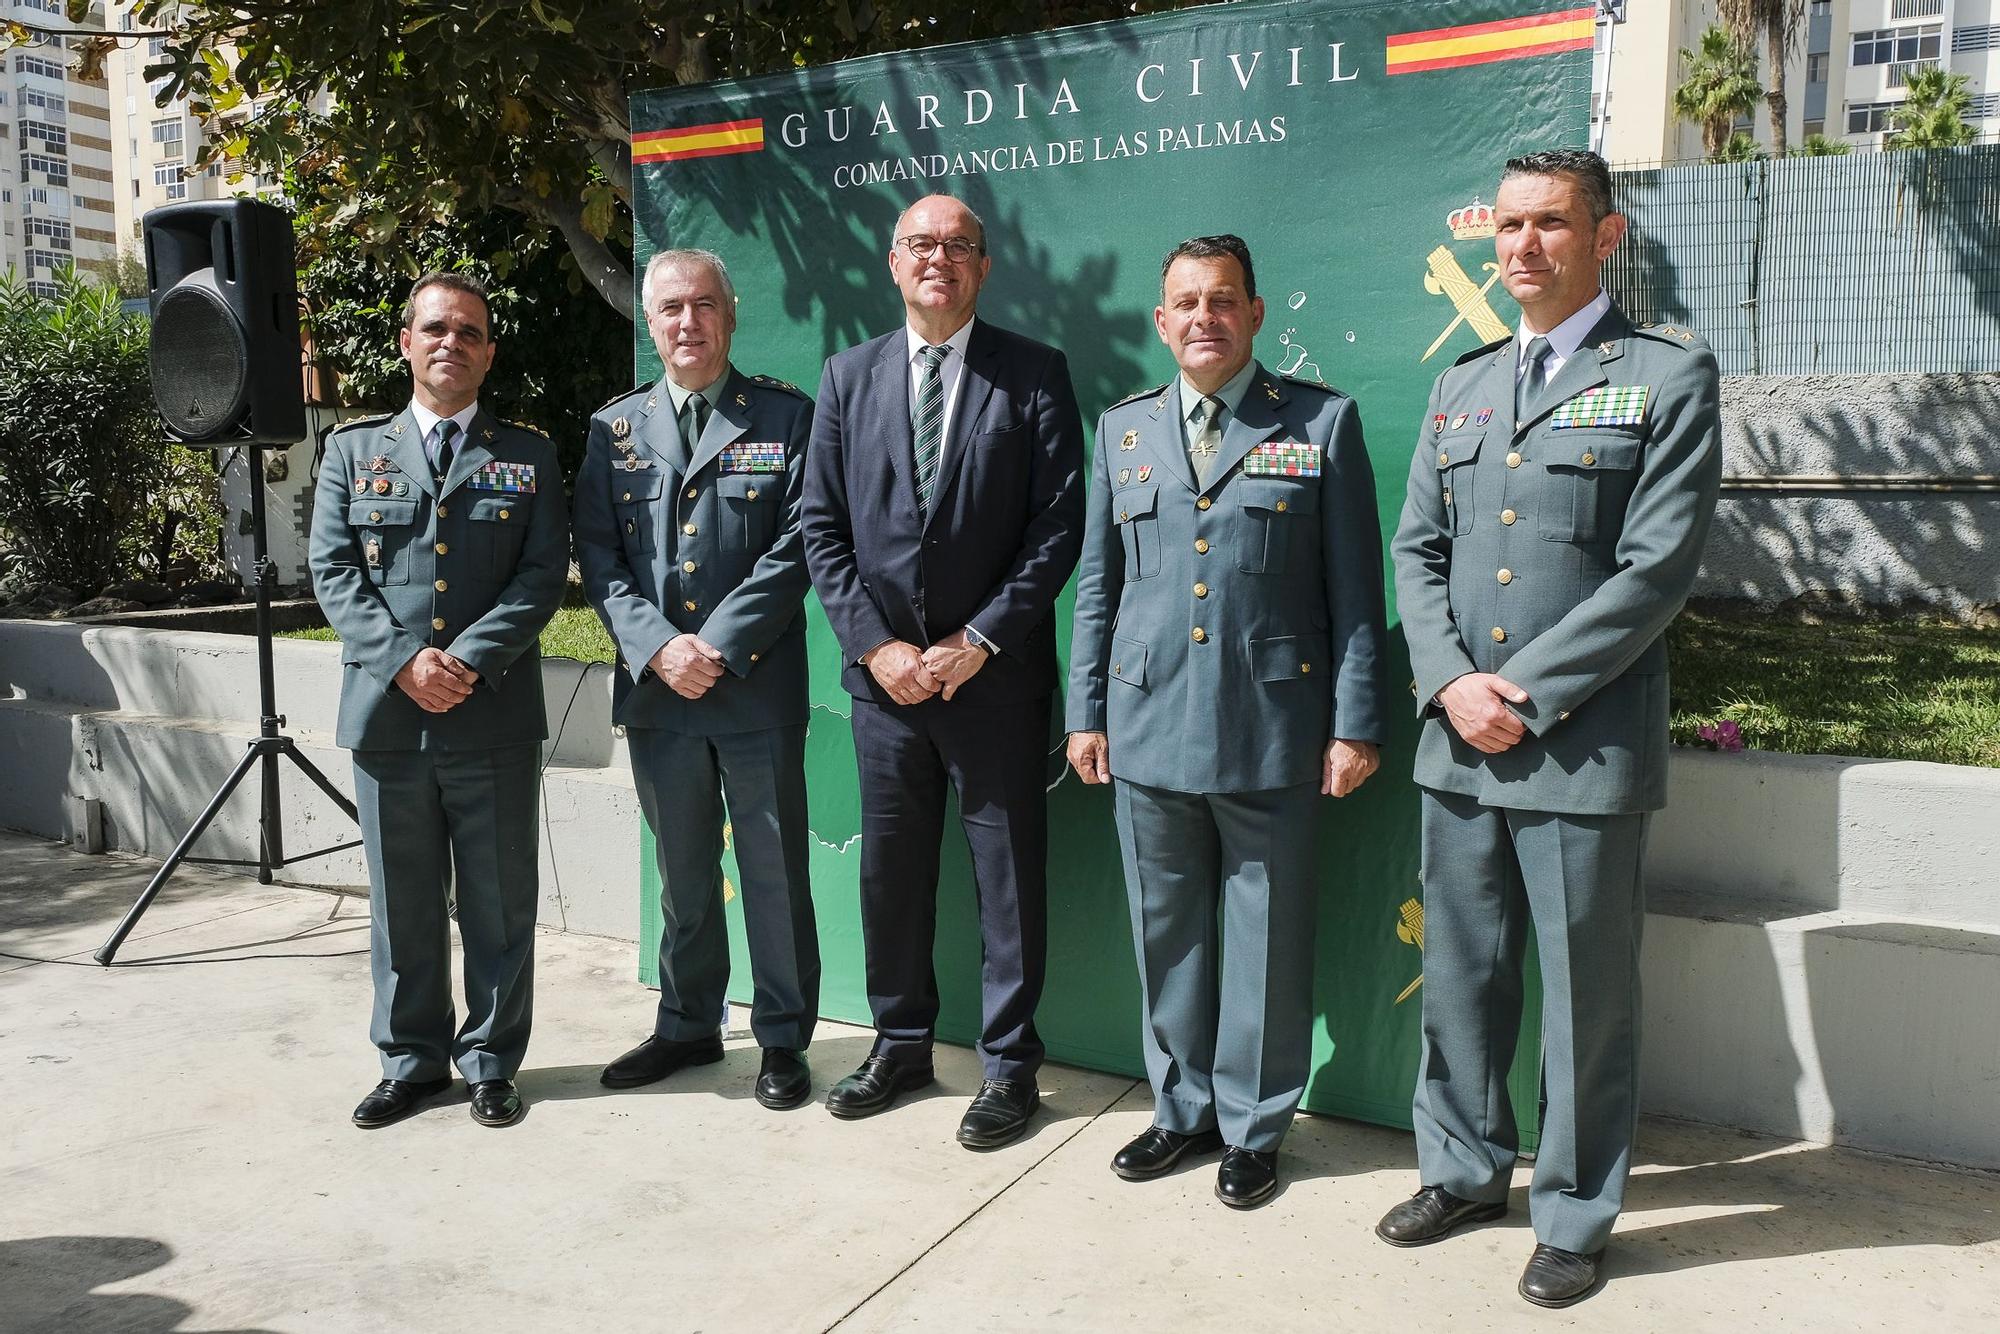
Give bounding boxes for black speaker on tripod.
[144,198,306,446]
[95,200,359,965]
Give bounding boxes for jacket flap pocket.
[1546,431,1642,472]
[1113,484,1158,523]
[1433,432,1484,470]
[468,495,522,522]
[613,471,664,502]
[1109,634,1148,689]
[349,498,418,526]
[1250,632,1332,683]
[717,473,774,500]
[1236,479,1317,516]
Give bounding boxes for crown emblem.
[1447,197,1495,240]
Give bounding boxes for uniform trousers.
[353,743,541,1085]
[1113,777,1322,1153]
[629,723,819,1051]
[1412,787,1650,1254]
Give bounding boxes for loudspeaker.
[143,199,305,445]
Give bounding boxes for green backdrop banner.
[630,0,1588,1139]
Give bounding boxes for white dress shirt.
[408,399,480,471]
[1517,287,1612,384]
[904,317,977,444]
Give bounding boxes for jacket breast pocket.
[467,491,530,576]
[1539,432,1643,543]
[1250,632,1333,684]
[1114,483,1160,581]
[1110,634,1149,692]
[1237,480,1317,574]
[717,472,779,550]
[349,498,419,586]
[1435,433,1483,537]
[614,471,663,556]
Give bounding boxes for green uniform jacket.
[1391,305,1722,815]
[1066,362,1389,793]
[572,369,814,734]
[308,407,569,751]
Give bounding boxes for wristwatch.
[963,625,996,656]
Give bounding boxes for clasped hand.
[1438,672,1531,753]
[652,634,726,699]
[395,646,479,713]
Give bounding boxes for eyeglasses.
[896,235,982,264]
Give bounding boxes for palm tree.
[1789,133,1850,157]
[1715,131,1764,163]
[1672,26,1764,161]
[1720,2,1805,156]
[1887,67,1978,149]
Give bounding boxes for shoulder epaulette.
[329,412,392,435]
[1106,382,1171,411]
[1450,335,1512,369]
[595,381,653,415]
[1635,322,1707,349]
[1281,372,1337,394]
[751,373,808,399]
[496,418,552,440]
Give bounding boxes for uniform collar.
[663,366,731,416]
[409,398,478,443]
[1517,288,1612,369]
[1175,357,1258,431]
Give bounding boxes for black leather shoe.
[468,1079,524,1127]
[1375,1184,1509,1246]
[956,1079,1039,1149]
[1111,1126,1225,1180]
[599,1033,724,1089]
[1214,1147,1279,1209]
[825,1055,935,1119]
[1519,1243,1604,1308]
[350,1076,453,1129]
[755,1048,812,1110]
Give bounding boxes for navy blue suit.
[802,317,1085,1080]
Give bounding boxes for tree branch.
[498,186,634,320]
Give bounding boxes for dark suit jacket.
[802,317,1086,707]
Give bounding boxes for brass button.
[622,490,633,502]
[1113,662,1122,675]
[1437,450,1449,466]
[684,522,698,536]
[1501,508,1518,525]
[1194,538,1210,554]
[1191,627,1207,643]
[437,505,448,518]
[1300,662,1312,673]
[499,508,510,519]
[1506,451,1522,468]
[1491,626,1507,643]
[1275,500,1288,513]
[683,599,698,611]
[368,511,382,523]
[1581,451,1596,466]
[746,488,759,500]
[1497,568,1514,585]
[1119,510,1129,522]
[749,653,760,663]
[686,487,697,499]
[435,542,448,555]
[683,560,697,573]
[625,520,635,534]
[431,617,446,631]
[1193,582,1208,598]
[1559,710,1572,721]
[1197,496,1212,511]
[1442,487,1453,504]
[434,579,447,592]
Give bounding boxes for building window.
[1851,25,1942,68]
[1807,53,1830,84]
[150,118,184,159]
[15,54,68,81]
[22,88,68,118]
[26,218,73,249]
[20,121,68,152]
[1804,119,1825,138]
[148,36,168,58]
[153,162,188,200]
[25,249,69,272]
[28,281,62,299]
[22,154,71,185]
[1846,100,1902,134]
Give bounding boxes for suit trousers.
[849,694,1050,1081]
[629,723,820,1050]
[352,743,541,1084]
[1412,787,1650,1254]
[1113,778,1322,1153]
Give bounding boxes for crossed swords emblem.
[1422,245,1511,362]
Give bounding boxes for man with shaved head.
[803,194,1086,1148]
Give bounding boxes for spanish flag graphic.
[632,117,766,165]
[1386,6,1595,75]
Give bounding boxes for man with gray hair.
[575,248,822,1110]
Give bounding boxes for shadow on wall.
[0,1235,279,1333]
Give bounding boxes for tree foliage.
[0,270,222,591]
[1714,130,1764,163]
[1789,132,1850,158]
[1888,68,1978,150]
[1718,0,1803,156]
[130,0,1181,320]
[1673,26,1763,162]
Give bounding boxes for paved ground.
[3,830,1997,1333]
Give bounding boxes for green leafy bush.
[0,268,222,592]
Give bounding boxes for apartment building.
[1,0,120,296]
[1597,0,2000,166]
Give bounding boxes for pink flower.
[1696,721,1745,752]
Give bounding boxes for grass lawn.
[1667,606,2000,768]
[283,605,617,663]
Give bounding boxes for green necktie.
[1190,395,1222,487]
[676,391,707,468]
[1515,335,1552,423]
[431,419,459,481]
[913,344,948,519]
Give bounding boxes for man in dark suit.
[309,272,568,1130]
[574,248,820,1110]
[802,193,1086,1148]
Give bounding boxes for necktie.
[913,344,948,518]
[1190,395,1223,486]
[1516,335,1553,422]
[432,419,459,481]
[676,391,708,469]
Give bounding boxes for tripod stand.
[95,442,360,965]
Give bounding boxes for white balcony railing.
[1888,58,1942,87]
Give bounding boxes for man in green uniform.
[309,273,568,1130]
[1381,149,1722,1306]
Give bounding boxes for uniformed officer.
[308,272,568,1130]
[574,248,821,1110]
[1380,149,1722,1306]
[1066,234,1389,1208]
